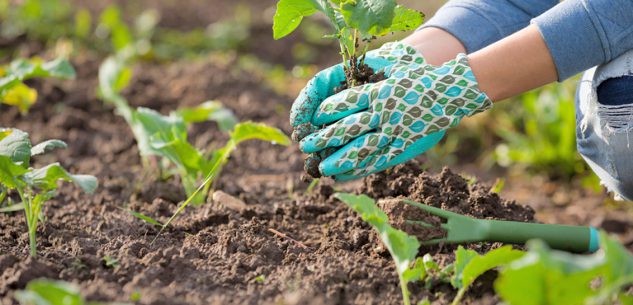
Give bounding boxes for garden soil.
[1,1,632,304]
[0,52,528,305]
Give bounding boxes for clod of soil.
[365,163,536,254]
[334,61,387,94]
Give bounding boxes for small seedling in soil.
[102,255,120,269]
[99,54,286,204]
[0,57,76,114]
[450,246,524,305]
[273,0,423,177]
[15,279,130,305]
[0,128,97,256]
[495,232,633,305]
[273,0,423,88]
[335,193,425,305]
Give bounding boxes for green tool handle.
[483,220,599,253]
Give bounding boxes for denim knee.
[576,50,633,201]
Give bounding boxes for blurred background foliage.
[0,0,609,198]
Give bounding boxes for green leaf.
[175,101,237,132]
[272,0,320,39]
[2,83,37,114]
[15,279,83,305]
[98,56,133,119]
[39,58,76,79]
[124,209,163,226]
[454,246,524,289]
[451,246,478,289]
[0,202,24,213]
[230,121,291,146]
[600,231,633,285]
[25,163,98,193]
[339,0,396,36]
[0,156,28,189]
[31,139,67,157]
[0,128,32,165]
[134,107,188,157]
[495,240,605,305]
[335,193,419,274]
[388,5,424,33]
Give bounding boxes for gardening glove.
[300,51,493,181]
[290,42,428,141]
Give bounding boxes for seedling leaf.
[0,156,28,189]
[124,209,163,226]
[15,279,83,305]
[26,163,98,193]
[335,193,420,305]
[0,128,32,165]
[339,0,396,36]
[230,121,292,146]
[272,0,319,39]
[31,139,68,157]
[389,5,424,33]
[458,246,524,289]
[3,83,37,114]
[175,101,237,131]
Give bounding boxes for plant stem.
[18,189,37,257]
[400,276,411,305]
[451,288,467,305]
[0,188,7,205]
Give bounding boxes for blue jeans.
[576,50,633,201]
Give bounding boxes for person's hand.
[300,46,493,180]
[290,42,428,141]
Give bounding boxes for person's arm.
[404,0,557,66]
[468,0,633,102]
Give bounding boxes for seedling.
[100,55,231,202]
[15,279,131,305]
[450,246,524,305]
[103,255,120,269]
[0,128,97,256]
[0,57,76,114]
[273,0,423,87]
[335,193,425,305]
[495,232,633,305]
[155,121,291,239]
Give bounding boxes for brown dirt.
[1,2,631,304]
[0,47,537,304]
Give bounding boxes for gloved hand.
[299,43,493,180]
[290,42,428,141]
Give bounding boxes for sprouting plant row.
[336,193,633,305]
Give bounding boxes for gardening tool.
[402,199,600,253]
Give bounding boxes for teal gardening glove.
[293,42,493,180]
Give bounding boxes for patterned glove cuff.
[438,53,493,117]
[371,41,426,66]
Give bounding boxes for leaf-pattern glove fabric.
[290,42,428,141]
[300,52,493,181]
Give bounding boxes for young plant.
[99,53,289,205]
[495,232,633,305]
[15,279,130,305]
[335,193,425,305]
[0,128,97,256]
[0,57,76,114]
[450,245,525,305]
[273,0,423,86]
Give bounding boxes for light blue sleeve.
[421,0,633,81]
[532,0,633,80]
[420,0,557,53]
